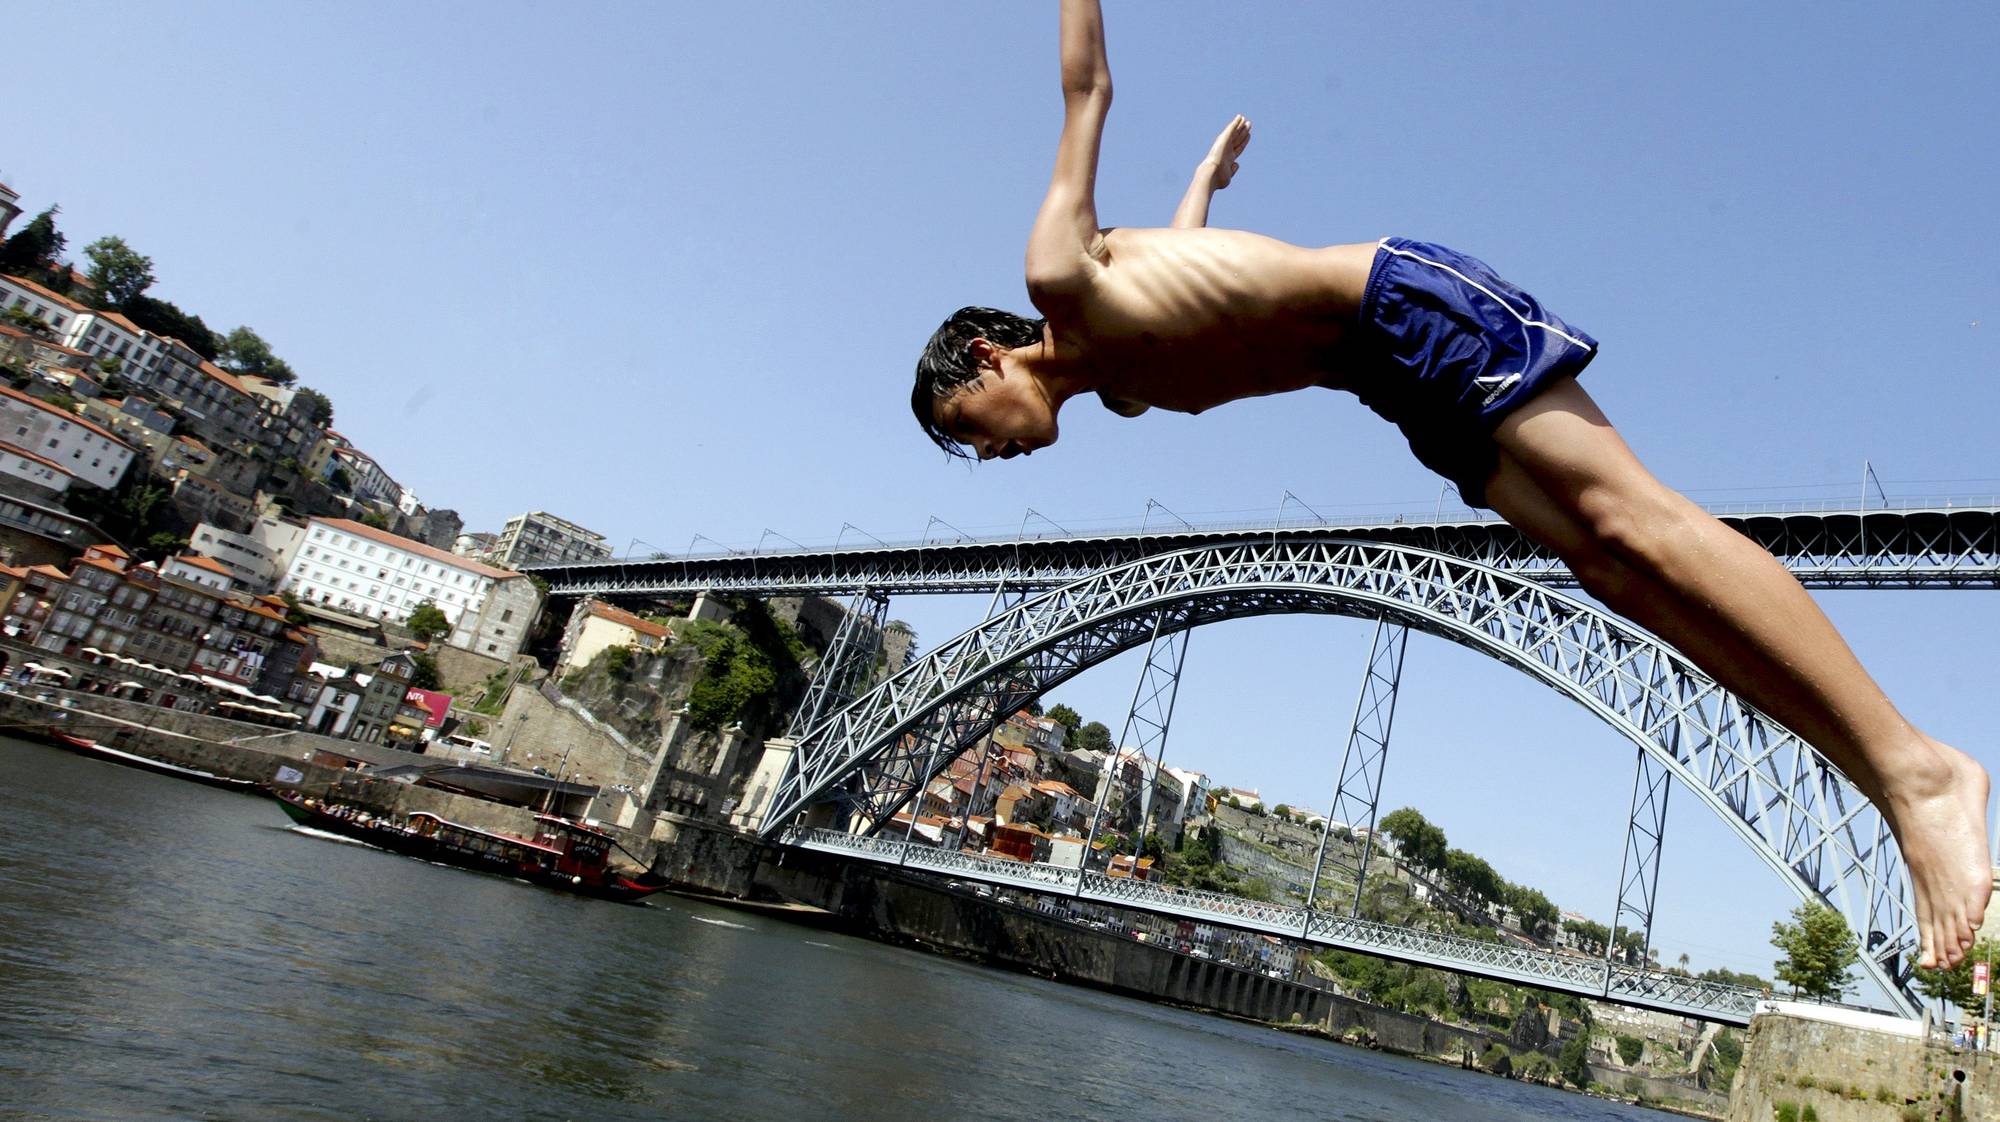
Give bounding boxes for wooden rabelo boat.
[272,789,668,903]
[45,730,262,793]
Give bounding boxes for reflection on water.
[0,737,1686,1121]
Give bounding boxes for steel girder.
[758,538,1923,1017]
[1610,747,1674,965]
[533,506,2000,598]
[1083,617,1191,859]
[1306,619,1408,913]
[783,826,1766,1025]
[785,589,889,740]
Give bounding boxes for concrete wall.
[1729,1007,1995,1122]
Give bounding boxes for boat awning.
[115,681,149,690]
[176,672,203,683]
[199,674,254,697]
[79,646,102,657]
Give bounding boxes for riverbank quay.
[1727,1003,1996,1122]
[721,839,1732,1116]
[0,687,667,854]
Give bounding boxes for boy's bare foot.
[1880,740,1992,970]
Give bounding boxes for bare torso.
[1033,228,1381,414]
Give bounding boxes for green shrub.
[1615,1033,1644,1065]
[1774,1102,1799,1122]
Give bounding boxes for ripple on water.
[1,737,1690,1122]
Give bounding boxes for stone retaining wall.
[1728,1007,1994,1122]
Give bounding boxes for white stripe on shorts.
[1378,238,1595,352]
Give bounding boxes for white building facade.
[490,510,611,568]
[280,517,532,655]
[0,385,135,489]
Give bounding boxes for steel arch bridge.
[757,537,1921,1019]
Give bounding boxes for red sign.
[404,686,453,729]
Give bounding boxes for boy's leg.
[1483,379,1991,969]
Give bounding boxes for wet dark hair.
[911,306,1046,457]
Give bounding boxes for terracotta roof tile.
[0,273,88,314]
[197,360,251,398]
[584,600,674,640]
[174,554,234,576]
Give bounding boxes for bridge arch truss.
[759,537,1921,1015]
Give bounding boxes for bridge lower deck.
[786,827,1765,1025]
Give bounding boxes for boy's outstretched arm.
[1170,114,1252,228]
[1026,0,1112,305]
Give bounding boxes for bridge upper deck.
[533,504,2000,598]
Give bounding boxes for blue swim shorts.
[1355,237,1598,508]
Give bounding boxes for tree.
[217,325,296,383]
[122,294,220,359]
[295,386,334,426]
[407,651,441,691]
[1615,1034,1644,1066]
[405,600,451,643]
[1557,1019,1592,1087]
[1046,703,1082,733]
[0,206,66,276]
[1071,720,1113,756]
[1770,902,1860,1001]
[279,590,311,627]
[1444,848,1505,910]
[359,510,390,530]
[81,236,154,308]
[142,532,188,563]
[1378,806,1448,873]
[1504,882,1559,938]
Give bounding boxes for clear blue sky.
[8,2,1996,994]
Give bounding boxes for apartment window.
[500,609,513,622]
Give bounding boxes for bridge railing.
[594,497,2000,563]
[783,827,1765,1022]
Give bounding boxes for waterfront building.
[2,562,67,637]
[31,545,137,655]
[0,384,136,490]
[489,510,611,569]
[0,439,75,501]
[0,273,89,342]
[280,517,539,657]
[0,322,93,377]
[555,599,674,675]
[192,587,289,688]
[352,651,417,746]
[187,520,287,591]
[328,447,400,508]
[304,661,364,737]
[62,307,165,378]
[133,561,229,670]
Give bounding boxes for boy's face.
[933,357,1057,461]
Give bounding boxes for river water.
[0,736,1690,1121]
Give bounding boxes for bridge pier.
[1306,618,1408,914]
